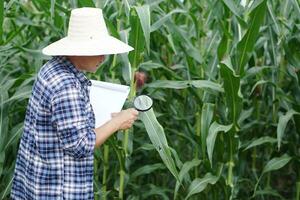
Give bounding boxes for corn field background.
[1,0,300,199]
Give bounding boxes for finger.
[131,112,139,118]
[132,109,139,115]
[111,112,119,117]
[129,108,139,115]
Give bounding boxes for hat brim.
[42,36,134,56]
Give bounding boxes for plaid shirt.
[11,56,96,199]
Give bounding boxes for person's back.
[11,56,95,199]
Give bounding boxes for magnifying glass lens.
[134,95,153,112]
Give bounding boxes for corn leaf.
[200,103,215,159]
[262,154,292,174]
[135,5,151,53]
[185,173,218,200]
[0,172,13,199]
[222,0,246,27]
[147,80,224,93]
[0,88,9,151]
[0,0,3,44]
[236,0,267,75]
[277,109,299,150]
[139,109,180,181]
[129,9,145,69]
[151,9,186,32]
[250,80,276,95]
[78,0,95,7]
[206,122,232,166]
[174,159,201,200]
[254,188,285,200]
[131,163,165,179]
[0,152,4,179]
[243,136,277,151]
[292,0,300,19]
[220,58,242,129]
[4,123,23,151]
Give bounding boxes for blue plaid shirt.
[11,56,96,199]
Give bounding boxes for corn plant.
[1,0,300,199]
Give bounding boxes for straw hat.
[42,7,133,56]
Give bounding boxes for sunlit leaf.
[139,108,179,181]
[135,5,151,53]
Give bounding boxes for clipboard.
[89,80,130,127]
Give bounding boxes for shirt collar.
[54,56,91,86]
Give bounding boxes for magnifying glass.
[133,95,153,112]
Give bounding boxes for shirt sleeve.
[51,86,95,158]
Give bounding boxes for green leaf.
[131,163,165,179]
[292,0,300,19]
[0,0,4,44]
[4,123,23,150]
[139,109,180,181]
[151,9,186,32]
[135,5,151,53]
[262,154,292,174]
[200,103,215,159]
[190,80,224,93]
[254,188,285,199]
[185,173,218,200]
[123,0,131,17]
[222,0,246,27]
[119,30,132,83]
[0,88,9,151]
[174,159,201,200]
[220,58,242,129]
[158,144,180,181]
[277,109,300,149]
[238,108,253,126]
[147,80,224,93]
[0,152,4,177]
[222,0,241,19]
[267,1,280,35]
[0,171,13,199]
[285,37,300,69]
[143,184,169,200]
[217,33,229,61]
[250,80,276,95]
[243,136,277,151]
[244,66,275,79]
[50,0,56,20]
[236,0,267,75]
[206,122,232,166]
[1,88,32,106]
[78,0,95,7]
[129,9,145,69]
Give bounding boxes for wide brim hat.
[42,7,133,56]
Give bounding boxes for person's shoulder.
[38,57,79,93]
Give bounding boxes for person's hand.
[111,108,139,130]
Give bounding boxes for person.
[11,7,138,200]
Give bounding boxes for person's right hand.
[111,108,139,130]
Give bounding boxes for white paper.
[89,80,130,127]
